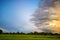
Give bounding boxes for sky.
[0,0,40,33]
[32,0,60,34]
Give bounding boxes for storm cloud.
[31,0,60,33]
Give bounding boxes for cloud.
[31,0,60,33]
[0,27,9,33]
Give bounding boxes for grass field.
[0,34,60,40]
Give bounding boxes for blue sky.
[0,0,40,32]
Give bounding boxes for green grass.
[0,34,60,40]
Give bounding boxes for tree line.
[0,29,60,35]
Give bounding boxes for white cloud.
[0,27,9,33]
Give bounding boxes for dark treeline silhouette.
[0,29,60,35]
[27,31,60,35]
[0,29,3,34]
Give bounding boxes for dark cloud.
[31,0,60,33]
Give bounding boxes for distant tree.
[0,30,3,34]
[30,32,34,34]
[27,32,33,35]
[21,32,25,34]
[17,32,20,34]
[12,32,16,34]
[34,31,38,35]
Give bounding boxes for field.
[0,34,60,40]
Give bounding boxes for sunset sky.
[0,0,60,33]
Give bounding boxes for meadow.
[0,34,60,40]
